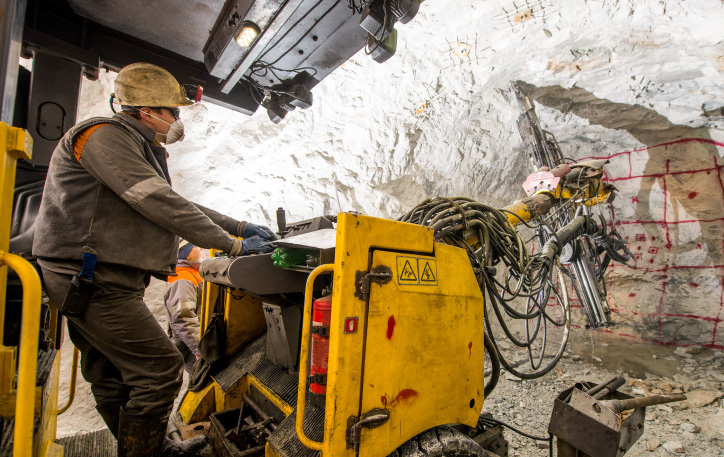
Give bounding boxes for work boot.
[117,408,166,457]
[118,407,208,457]
[96,402,122,439]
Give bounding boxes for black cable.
[478,417,550,442]
[365,0,389,55]
[499,209,540,229]
[348,0,366,13]
[483,332,500,398]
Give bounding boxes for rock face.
[76,0,724,347]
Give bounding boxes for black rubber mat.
[56,429,116,457]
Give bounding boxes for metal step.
[266,392,324,457]
[56,429,116,457]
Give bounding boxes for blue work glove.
[238,221,277,241]
[241,235,275,255]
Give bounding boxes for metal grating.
[56,429,117,457]
[250,360,299,406]
[267,393,325,457]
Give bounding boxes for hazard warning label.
[419,259,437,285]
[396,257,419,284]
[395,256,438,286]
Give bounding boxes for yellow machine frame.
[181,213,487,456]
[0,122,64,457]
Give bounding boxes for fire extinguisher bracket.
[311,325,330,337]
[308,374,328,385]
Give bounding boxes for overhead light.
[366,28,397,63]
[360,0,421,39]
[262,83,314,124]
[360,2,394,41]
[390,0,421,24]
[235,23,260,48]
[360,0,419,63]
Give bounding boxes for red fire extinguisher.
[309,294,332,408]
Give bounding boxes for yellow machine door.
[357,244,486,457]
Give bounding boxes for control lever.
[276,207,288,239]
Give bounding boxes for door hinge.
[346,408,390,451]
[355,266,392,301]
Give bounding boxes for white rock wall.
[77,0,724,347]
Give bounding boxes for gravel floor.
[484,332,724,457]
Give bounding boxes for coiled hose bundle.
[399,197,634,395]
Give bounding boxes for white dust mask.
[145,111,185,145]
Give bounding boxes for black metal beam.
[23,0,260,115]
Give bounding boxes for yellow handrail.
[296,263,334,451]
[57,346,80,414]
[0,253,41,457]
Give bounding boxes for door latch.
[355,266,392,301]
[347,408,390,451]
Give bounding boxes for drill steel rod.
[242,394,278,431]
[584,376,621,397]
[601,394,687,414]
[592,377,626,400]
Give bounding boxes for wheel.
[387,425,499,457]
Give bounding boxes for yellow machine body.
[180,213,487,456]
[0,123,63,457]
[357,245,485,456]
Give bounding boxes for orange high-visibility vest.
[168,266,203,286]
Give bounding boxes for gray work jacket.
[33,113,238,275]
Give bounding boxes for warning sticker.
[395,256,438,286]
[419,260,437,285]
[397,257,419,284]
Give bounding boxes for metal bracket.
[311,325,330,337]
[346,408,390,451]
[354,266,393,301]
[308,374,327,385]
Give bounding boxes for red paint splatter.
[688,191,698,199]
[629,293,637,297]
[386,316,396,340]
[651,236,656,241]
[381,396,388,408]
[468,341,473,359]
[637,246,642,251]
[631,196,639,203]
[390,389,419,406]
[649,259,654,264]
[689,283,699,288]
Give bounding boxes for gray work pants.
[41,261,183,417]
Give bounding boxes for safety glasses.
[164,107,181,120]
